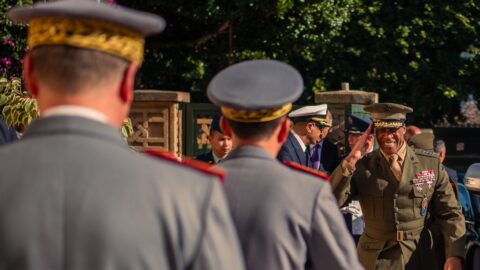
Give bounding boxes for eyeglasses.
[312,123,332,132]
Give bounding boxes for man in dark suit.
[310,110,340,174]
[195,115,232,164]
[0,118,17,145]
[277,104,329,167]
[208,59,363,270]
[0,1,245,270]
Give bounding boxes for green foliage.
[0,0,29,77]
[320,1,480,126]
[0,0,134,135]
[119,0,359,102]
[3,0,478,127]
[121,0,480,126]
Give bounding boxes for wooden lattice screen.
[127,90,190,156]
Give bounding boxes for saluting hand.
[344,124,373,167]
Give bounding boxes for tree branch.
[148,20,231,49]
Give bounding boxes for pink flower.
[0,58,12,68]
[105,0,116,5]
[2,38,14,48]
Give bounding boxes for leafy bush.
[0,77,37,129]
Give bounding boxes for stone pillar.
[127,90,190,157]
[315,83,378,154]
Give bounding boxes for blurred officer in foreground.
[0,1,244,270]
[196,115,232,163]
[330,103,465,270]
[277,104,329,167]
[208,60,363,270]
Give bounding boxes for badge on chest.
[412,169,436,216]
[412,169,436,192]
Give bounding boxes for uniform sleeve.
[431,163,466,259]
[308,184,364,270]
[189,179,246,270]
[330,161,357,208]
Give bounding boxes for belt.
[364,226,424,242]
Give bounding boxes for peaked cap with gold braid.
[288,104,332,127]
[207,60,303,123]
[364,102,413,129]
[8,0,166,63]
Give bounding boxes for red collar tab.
[283,161,329,181]
[145,149,226,184]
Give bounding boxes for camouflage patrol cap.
[407,133,434,150]
[363,103,413,129]
[8,0,166,63]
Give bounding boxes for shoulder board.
[414,148,439,158]
[283,161,329,181]
[145,149,225,184]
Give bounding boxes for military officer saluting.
[330,103,465,270]
[208,60,363,270]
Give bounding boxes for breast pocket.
[360,178,388,218]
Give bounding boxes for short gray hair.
[31,45,129,95]
[434,139,446,153]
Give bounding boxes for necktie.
[389,154,402,181]
[305,147,312,168]
[310,145,321,170]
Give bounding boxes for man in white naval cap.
[279,104,339,174]
[278,104,329,168]
[0,1,245,269]
[207,59,363,270]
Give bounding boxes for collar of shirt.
[42,105,108,124]
[212,151,221,164]
[380,140,407,167]
[291,130,307,152]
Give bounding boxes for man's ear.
[119,62,138,104]
[23,54,38,97]
[305,122,314,134]
[220,116,233,137]
[278,117,290,144]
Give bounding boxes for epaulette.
[283,161,329,181]
[413,148,439,158]
[145,149,225,183]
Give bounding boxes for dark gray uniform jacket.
[216,146,363,270]
[0,116,245,270]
